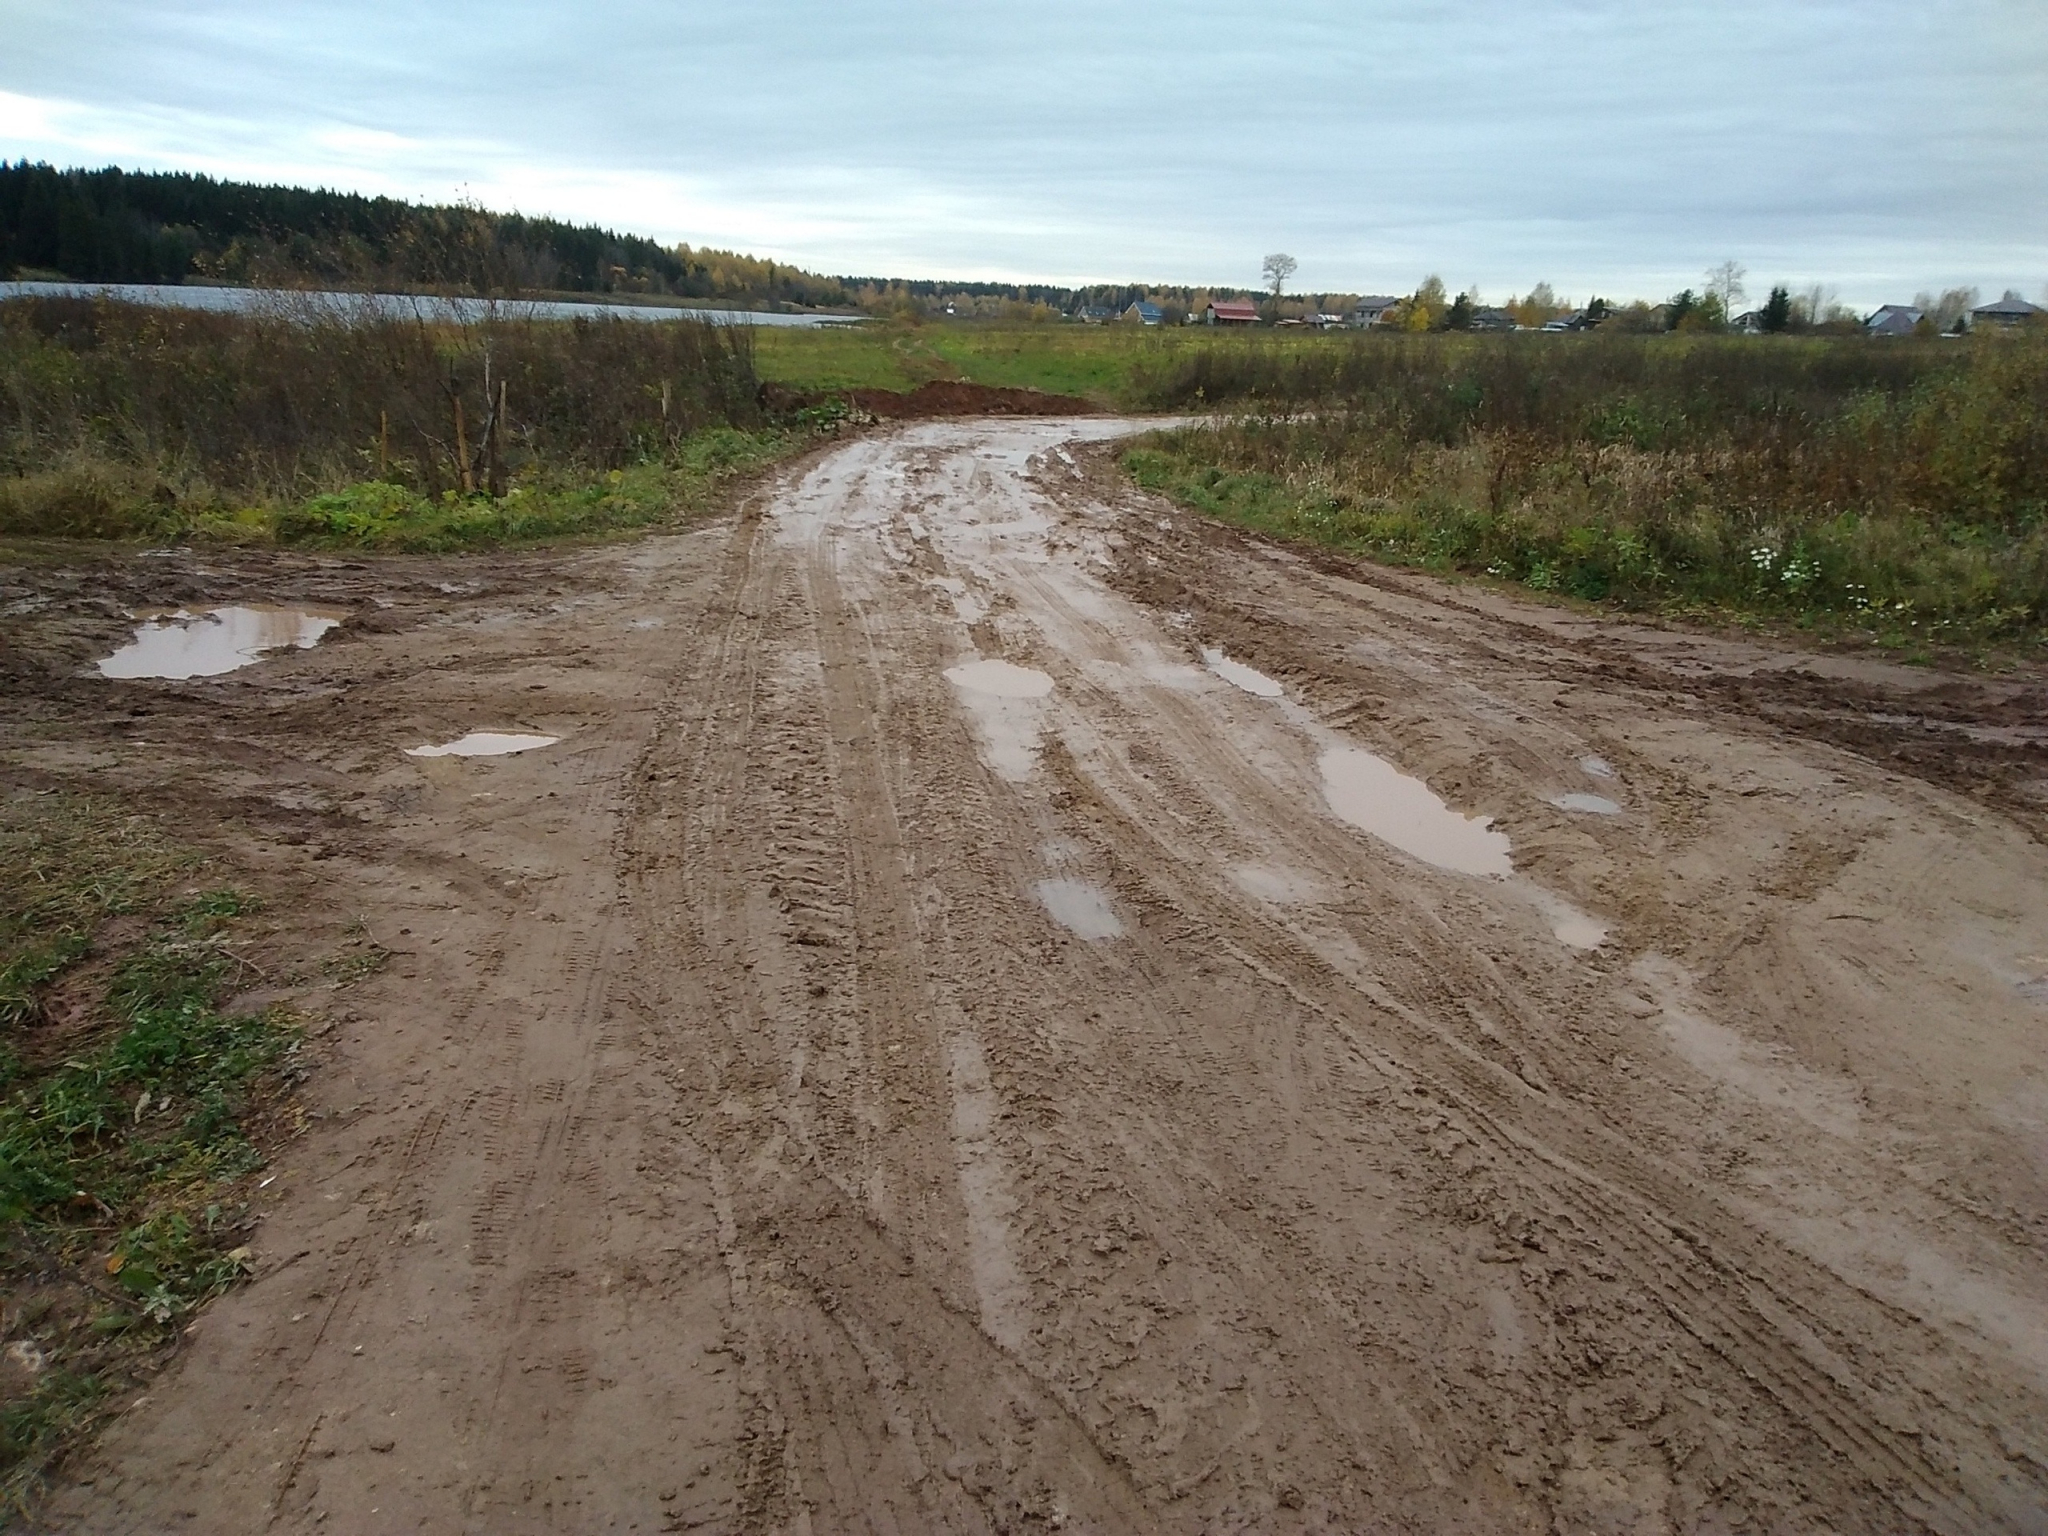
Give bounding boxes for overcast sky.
[5,0,2045,306]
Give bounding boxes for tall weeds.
[1129,331,2048,645]
[0,295,764,539]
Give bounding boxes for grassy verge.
[753,320,1334,407]
[1127,428,2046,659]
[0,794,298,1517]
[0,424,809,553]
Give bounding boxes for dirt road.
[15,418,2048,1532]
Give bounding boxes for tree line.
[0,162,860,307]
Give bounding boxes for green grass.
[0,425,805,553]
[753,320,1358,407]
[1126,433,2047,657]
[0,795,298,1517]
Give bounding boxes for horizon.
[5,1,2045,311]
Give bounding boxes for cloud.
[4,0,2045,303]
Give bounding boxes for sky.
[4,0,2046,307]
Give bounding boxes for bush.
[0,295,767,539]
[1126,330,2048,649]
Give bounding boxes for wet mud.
[5,419,2047,1534]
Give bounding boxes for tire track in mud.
[622,419,2039,1533]
[623,453,1158,1532]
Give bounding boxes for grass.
[0,794,298,1517]
[753,319,1351,406]
[1122,331,2048,656]
[0,295,781,546]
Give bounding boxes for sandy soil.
[8,418,2048,1533]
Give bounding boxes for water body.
[1201,647,1284,698]
[406,732,559,758]
[97,605,347,679]
[0,281,863,329]
[1318,747,1514,878]
[1032,879,1124,940]
[1580,756,1615,778]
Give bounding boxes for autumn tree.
[1261,253,1297,297]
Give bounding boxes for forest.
[0,162,859,307]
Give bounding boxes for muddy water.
[1318,747,1514,878]
[944,659,1053,698]
[1032,878,1124,940]
[405,732,559,758]
[97,604,347,679]
[945,659,1055,782]
[1555,792,1622,815]
[1201,647,1284,699]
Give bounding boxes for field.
[753,318,1323,402]
[0,296,806,551]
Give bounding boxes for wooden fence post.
[454,394,474,495]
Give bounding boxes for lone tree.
[1761,285,1792,333]
[1262,253,1298,297]
[1706,260,1747,319]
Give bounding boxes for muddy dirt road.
[13,418,2048,1532]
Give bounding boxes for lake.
[0,281,865,328]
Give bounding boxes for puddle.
[1319,748,1513,878]
[1032,878,1124,940]
[944,659,1053,698]
[405,732,559,758]
[945,659,1054,781]
[1230,862,1329,905]
[1521,884,1610,949]
[96,605,347,679]
[1554,793,1622,815]
[1201,647,1283,699]
[1580,756,1614,778]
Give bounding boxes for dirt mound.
[761,379,1097,419]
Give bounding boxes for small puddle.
[1554,793,1622,815]
[944,659,1053,698]
[1319,747,1513,878]
[1201,647,1283,699]
[1580,756,1614,779]
[405,732,559,758]
[1522,885,1610,949]
[96,604,347,679]
[1032,878,1123,940]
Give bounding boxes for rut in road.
[37,418,2048,1534]
[618,420,2048,1532]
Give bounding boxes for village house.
[1204,298,1260,325]
[1865,304,1924,337]
[1467,307,1518,332]
[1123,301,1163,326]
[1348,295,1402,327]
[1969,293,2045,330]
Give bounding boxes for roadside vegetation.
[0,295,815,549]
[1125,330,2048,654]
[0,794,298,1515]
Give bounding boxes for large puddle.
[96,604,348,679]
[405,732,559,758]
[1318,747,1514,878]
[1032,878,1124,940]
[1201,647,1284,699]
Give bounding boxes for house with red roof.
[1204,298,1260,325]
